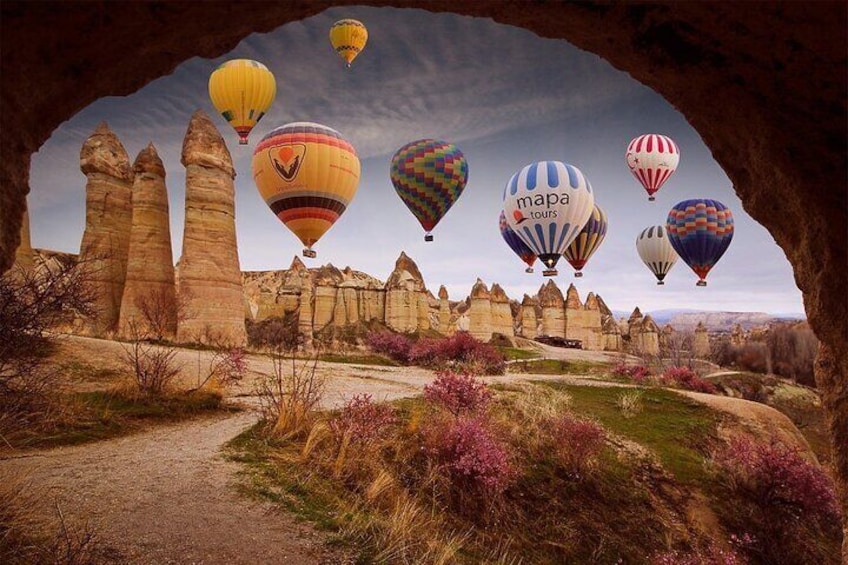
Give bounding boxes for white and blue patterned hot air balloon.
[502,161,595,276]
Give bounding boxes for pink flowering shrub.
[549,414,607,476]
[613,363,652,384]
[328,393,398,446]
[427,417,514,497]
[366,331,412,364]
[409,332,506,375]
[661,366,717,394]
[424,371,493,417]
[652,543,747,565]
[712,435,840,524]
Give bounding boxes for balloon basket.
[648,195,655,202]
[696,279,707,287]
[542,268,558,277]
[657,281,665,286]
[525,267,534,274]
[574,271,583,278]
[424,234,433,242]
[239,139,248,146]
[303,248,317,259]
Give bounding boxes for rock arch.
[1,0,845,545]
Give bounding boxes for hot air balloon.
[499,211,536,273]
[502,161,595,277]
[636,225,679,285]
[625,134,680,201]
[666,199,734,286]
[252,122,361,258]
[208,59,276,145]
[563,204,608,277]
[390,139,468,242]
[330,19,368,68]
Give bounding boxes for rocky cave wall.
[1,0,845,548]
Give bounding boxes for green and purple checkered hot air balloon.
[390,139,469,241]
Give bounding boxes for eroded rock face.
[468,279,493,341]
[520,294,539,339]
[2,3,845,538]
[385,252,428,333]
[77,122,134,336]
[490,284,513,338]
[12,203,33,271]
[538,280,566,338]
[437,285,451,335]
[176,111,246,346]
[603,316,622,351]
[118,144,176,339]
[636,315,660,356]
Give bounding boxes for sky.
[27,6,804,317]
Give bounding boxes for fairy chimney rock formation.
[177,110,246,346]
[731,323,745,346]
[538,280,565,338]
[520,294,539,339]
[78,122,134,335]
[118,143,176,339]
[565,287,603,350]
[636,314,660,356]
[13,204,33,271]
[469,278,493,341]
[603,316,622,351]
[490,284,513,339]
[385,252,428,333]
[438,285,452,335]
[693,321,710,359]
[627,307,644,340]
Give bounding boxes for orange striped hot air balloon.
[252,122,361,258]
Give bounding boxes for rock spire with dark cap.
[78,122,134,335]
[176,110,246,346]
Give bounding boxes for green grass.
[497,346,541,361]
[318,352,398,366]
[7,389,236,450]
[510,359,609,375]
[538,382,720,485]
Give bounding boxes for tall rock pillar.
[520,295,538,339]
[438,286,452,335]
[77,122,133,335]
[469,279,493,341]
[539,280,565,338]
[118,144,176,340]
[177,110,246,346]
[693,321,710,359]
[298,270,314,349]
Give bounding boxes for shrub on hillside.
[548,414,607,477]
[661,366,717,394]
[329,393,397,446]
[425,417,514,503]
[424,371,492,418]
[713,436,840,524]
[652,543,746,565]
[612,363,652,384]
[366,331,412,364]
[409,332,505,375]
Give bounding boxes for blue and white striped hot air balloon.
[502,161,595,276]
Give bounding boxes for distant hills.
[610,308,805,332]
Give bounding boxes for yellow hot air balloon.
[208,59,276,145]
[252,122,361,258]
[329,19,368,68]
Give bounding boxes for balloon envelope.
[499,210,536,272]
[502,161,595,275]
[208,59,276,145]
[390,139,468,240]
[563,204,607,276]
[330,19,368,67]
[625,134,680,200]
[252,122,361,256]
[636,225,678,284]
[666,199,734,286]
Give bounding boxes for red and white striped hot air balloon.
[625,134,680,201]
